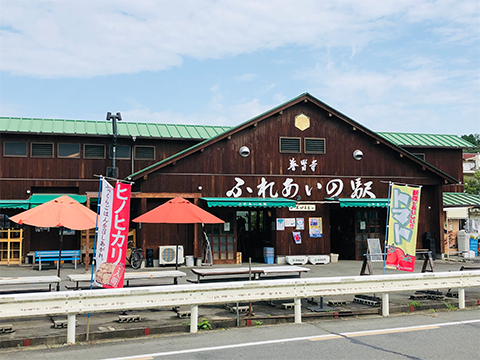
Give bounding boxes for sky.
[1,0,479,136]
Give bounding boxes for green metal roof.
[201,197,297,208]
[378,132,474,148]
[443,192,480,207]
[0,117,231,140]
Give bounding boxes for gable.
[128,93,458,188]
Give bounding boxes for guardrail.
[1,271,479,345]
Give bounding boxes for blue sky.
[1,0,479,135]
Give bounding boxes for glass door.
[355,210,385,260]
[204,211,236,264]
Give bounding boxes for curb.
[1,300,478,349]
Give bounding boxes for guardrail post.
[381,293,389,316]
[294,298,302,323]
[458,288,465,309]
[190,305,198,333]
[67,313,76,344]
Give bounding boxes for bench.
[66,270,187,290]
[34,250,81,271]
[0,276,61,294]
[189,265,310,283]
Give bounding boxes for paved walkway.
[0,257,479,348]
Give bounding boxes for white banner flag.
[94,180,114,286]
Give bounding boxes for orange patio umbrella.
[133,197,224,270]
[10,195,97,289]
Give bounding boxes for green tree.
[464,171,480,195]
[461,134,480,153]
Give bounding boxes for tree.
[461,134,480,153]
[464,171,480,195]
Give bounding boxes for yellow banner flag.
[385,184,421,272]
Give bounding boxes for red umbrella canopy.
[10,195,97,230]
[133,197,224,224]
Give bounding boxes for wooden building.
[0,93,473,265]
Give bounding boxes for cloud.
[233,73,258,82]
[1,0,477,78]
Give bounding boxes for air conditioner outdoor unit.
[159,245,184,265]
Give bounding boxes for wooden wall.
[135,100,448,257]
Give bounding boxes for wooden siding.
[134,101,448,258]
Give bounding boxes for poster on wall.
[285,218,296,227]
[292,231,302,244]
[276,218,285,231]
[309,218,322,238]
[385,184,421,272]
[296,218,304,230]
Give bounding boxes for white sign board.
[367,238,383,262]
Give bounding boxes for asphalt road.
[1,308,479,360]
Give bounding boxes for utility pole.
[106,112,122,178]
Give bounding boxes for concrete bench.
[189,265,310,283]
[0,275,61,294]
[34,250,81,271]
[66,270,186,290]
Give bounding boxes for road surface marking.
[309,325,439,341]
[102,318,480,360]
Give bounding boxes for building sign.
[386,184,421,272]
[95,180,131,288]
[289,204,316,211]
[226,176,376,199]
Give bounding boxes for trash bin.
[146,248,154,267]
[185,255,194,267]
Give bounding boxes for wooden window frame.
[3,141,27,157]
[109,145,131,160]
[134,145,155,160]
[83,144,106,159]
[304,137,326,154]
[279,137,301,154]
[31,142,54,158]
[412,153,425,161]
[58,143,80,159]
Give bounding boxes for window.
[31,143,53,157]
[84,144,105,159]
[109,145,131,159]
[58,143,80,158]
[134,146,155,160]
[304,138,325,154]
[279,137,301,153]
[412,153,425,161]
[4,142,27,157]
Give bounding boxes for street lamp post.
[106,112,122,178]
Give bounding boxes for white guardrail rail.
[1,271,479,344]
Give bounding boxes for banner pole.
[383,182,392,275]
[87,176,103,341]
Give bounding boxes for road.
[1,309,479,360]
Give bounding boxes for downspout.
[131,136,136,174]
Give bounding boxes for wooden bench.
[66,270,187,290]
[189,265,310,283]
[34,250,81,271]
[0,276,61,294]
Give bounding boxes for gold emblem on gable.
[295,113,310,131]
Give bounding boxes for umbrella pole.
[175,224,179,284]
[57,226,64,291]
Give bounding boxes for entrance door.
[355,210,386,260]
[204,211,236,264]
